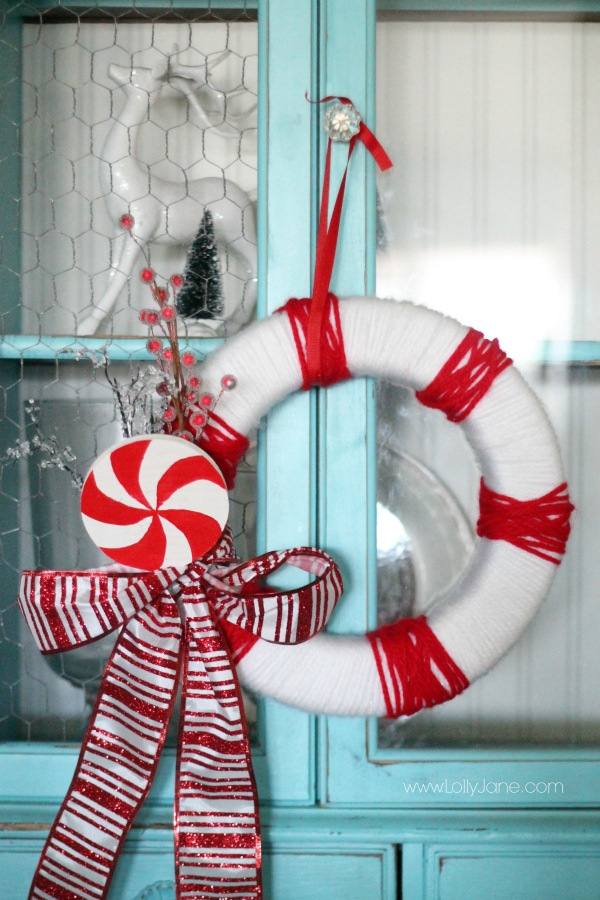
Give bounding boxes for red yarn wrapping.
[367,616,469,718]
[198,412,250,489]
[416,328,512,422]
[277,294,351,390]
[477,478,573,564]
[296,102,391,389]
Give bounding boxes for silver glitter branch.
[0,350,169,492]
[1,400,84,489]
[1,325,223,493]
[69,346,166,440]
[102,356,161,439]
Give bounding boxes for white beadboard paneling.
[376,20,600,746]
[376,21,579,360]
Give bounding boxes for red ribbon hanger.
[306,96,393,386]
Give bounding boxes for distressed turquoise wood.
[325,722,600,807]
[8,805,600,898]
[315,0,380,806]
[0,828,396,900]
[316,0,377,794]
[4,336,600,364]
[0,336,222,361]
[402,843,427,900]
[254,0,320,805]
[424,844,600,900]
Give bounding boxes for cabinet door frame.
[318,0,600,809]
[0,0,321,818]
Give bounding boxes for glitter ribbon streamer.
[18,532,343,900]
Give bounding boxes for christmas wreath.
[197,292,573,718]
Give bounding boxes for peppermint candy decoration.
[81,434,229,569]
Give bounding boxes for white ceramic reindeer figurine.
[76,60,257,336]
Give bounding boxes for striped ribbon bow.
[18,531,343,900]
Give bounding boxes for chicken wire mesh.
[0,3,259,743]
[20,9,258,338]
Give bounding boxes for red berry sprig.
[121,213,237,442]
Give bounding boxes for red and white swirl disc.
[81,435,229,570]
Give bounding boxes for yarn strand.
[199,412,250,489]
[278,294,351,390]
[416,328,512,422]
[477,479,574,564]
[367,616,469,718]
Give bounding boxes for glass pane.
[0,3,259,743]
[375,16,597,747]
[17,5,257,338]
[0,359,257,742]
[376,381,475,630]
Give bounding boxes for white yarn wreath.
[198,297,570,717]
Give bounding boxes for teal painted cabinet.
[2,2,600,899]
[318,3,600,898]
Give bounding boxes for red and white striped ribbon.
[18,534,342,900]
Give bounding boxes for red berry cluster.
[120,215,237,441]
